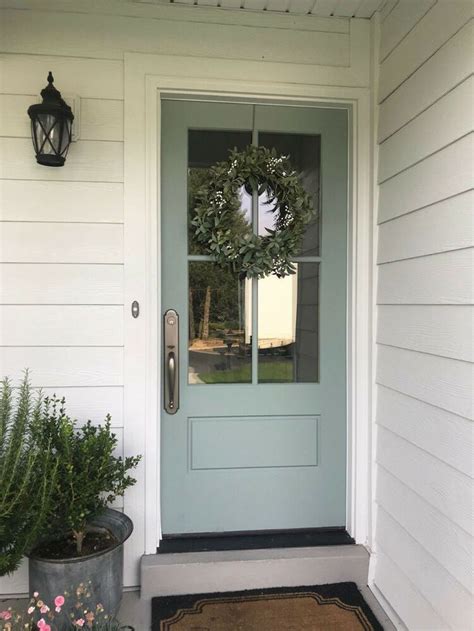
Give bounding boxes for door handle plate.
[164,309,179,414]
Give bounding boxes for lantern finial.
[47,71,54,84]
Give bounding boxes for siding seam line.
[379,0,436,63]
[377,244,474,266]
[377,131,472,185]
[375,341,473,365]
[378,73,473,144]
[375,505,473,607]
[377,189,473,225]
[375,383,473,423]
[378,17,473,105]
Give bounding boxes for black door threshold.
[158,527,354,554]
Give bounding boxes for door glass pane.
[258,263,319,383]
[258,133,321,256]
[188,130,253,254]
[188,262,252,384]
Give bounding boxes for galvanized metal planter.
[28,509,133,627]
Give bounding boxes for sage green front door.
[161,100,347,535]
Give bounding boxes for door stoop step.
[140,544,369,599]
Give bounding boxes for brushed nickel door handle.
[164,309,179,414]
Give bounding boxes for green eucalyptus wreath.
[191,145,314,278]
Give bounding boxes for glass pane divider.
[292,257,322,263]
[188,254,214,261]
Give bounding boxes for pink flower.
[27,606,35,614]
[40,605,50,614]
[37,619,47,629]
[55,606,62,613]
[54,595,65,608]
[43,626,51,631]
[75,619,85,628]
[0,611,11,620]
[33,592,39,597]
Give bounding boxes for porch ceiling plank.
[377,467,473,593]
[378,134,472,222]
[0,54,124,100]
[379,0,435,62]
[377,385,473,478]
[377,304,474,362]
[375,507,472,630]
[0,223,123,264]
[378,21,473,142]
[377,249,474,306]
[310,0,338,16]
[378,1,473,103]
[0,347,123,387]
[0,138,124,183]
[376,345,473,420]
[0,263,123,305]
[0,95,124,143]
[0,180,124,223]
[333,0,362,18]
[0,305,124,347]
[378,191,474,263]
[196,0,219,6]
[378,77,473,182]
[287,0,315,14]
[243,0,268,10]
[219,0,243,8]
[265,0,290,12]
[355,0,383,18]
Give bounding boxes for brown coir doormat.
[152,582,384,630]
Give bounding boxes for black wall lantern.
[27,72,74,167]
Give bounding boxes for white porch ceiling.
[136,0,386,18]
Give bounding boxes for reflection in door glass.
[188,130,253,254]
[258,263,319,383]
[258,133,320,255]
[188,262,252,384]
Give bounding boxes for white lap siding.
[373,1,474,628]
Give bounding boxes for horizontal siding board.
[377,427,473,534]
[0,305,123,346]
[0,137,123,183]
[0,263,123,304]
[0,180,123,223]
[380,0,435,62]
[39,386,123,426]
[0,223,123,264]
[373,550,447,631]
[376,345,473,419]
[378,0,473,102]
[378,77,473,181]
[0,347,123,387]
[378,133,472,220]
[376,508,473,630]
[378,191,474,261]
[378,20,473,141]
[377,467,473,591]
[377,386,473,476]
[0,95,124,142]
[1,9,349,68]
[377,249,474,305]
[0,54,124,100]
[377,305,474,362]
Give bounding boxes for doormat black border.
[158,527,354,553]
[152,581,383,631]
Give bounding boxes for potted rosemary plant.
[28,395,141,625]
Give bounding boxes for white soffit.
[133,0,386,18]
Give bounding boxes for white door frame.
[123,51,374,575]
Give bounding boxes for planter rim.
[27,508,133,564]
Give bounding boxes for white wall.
[372,1,474,628]
[0,0,371,594]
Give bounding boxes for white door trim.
[123,51,374,578]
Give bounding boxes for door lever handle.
[164,309,179,414]
[167,351,176,411]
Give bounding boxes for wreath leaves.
[191,145,314,279]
